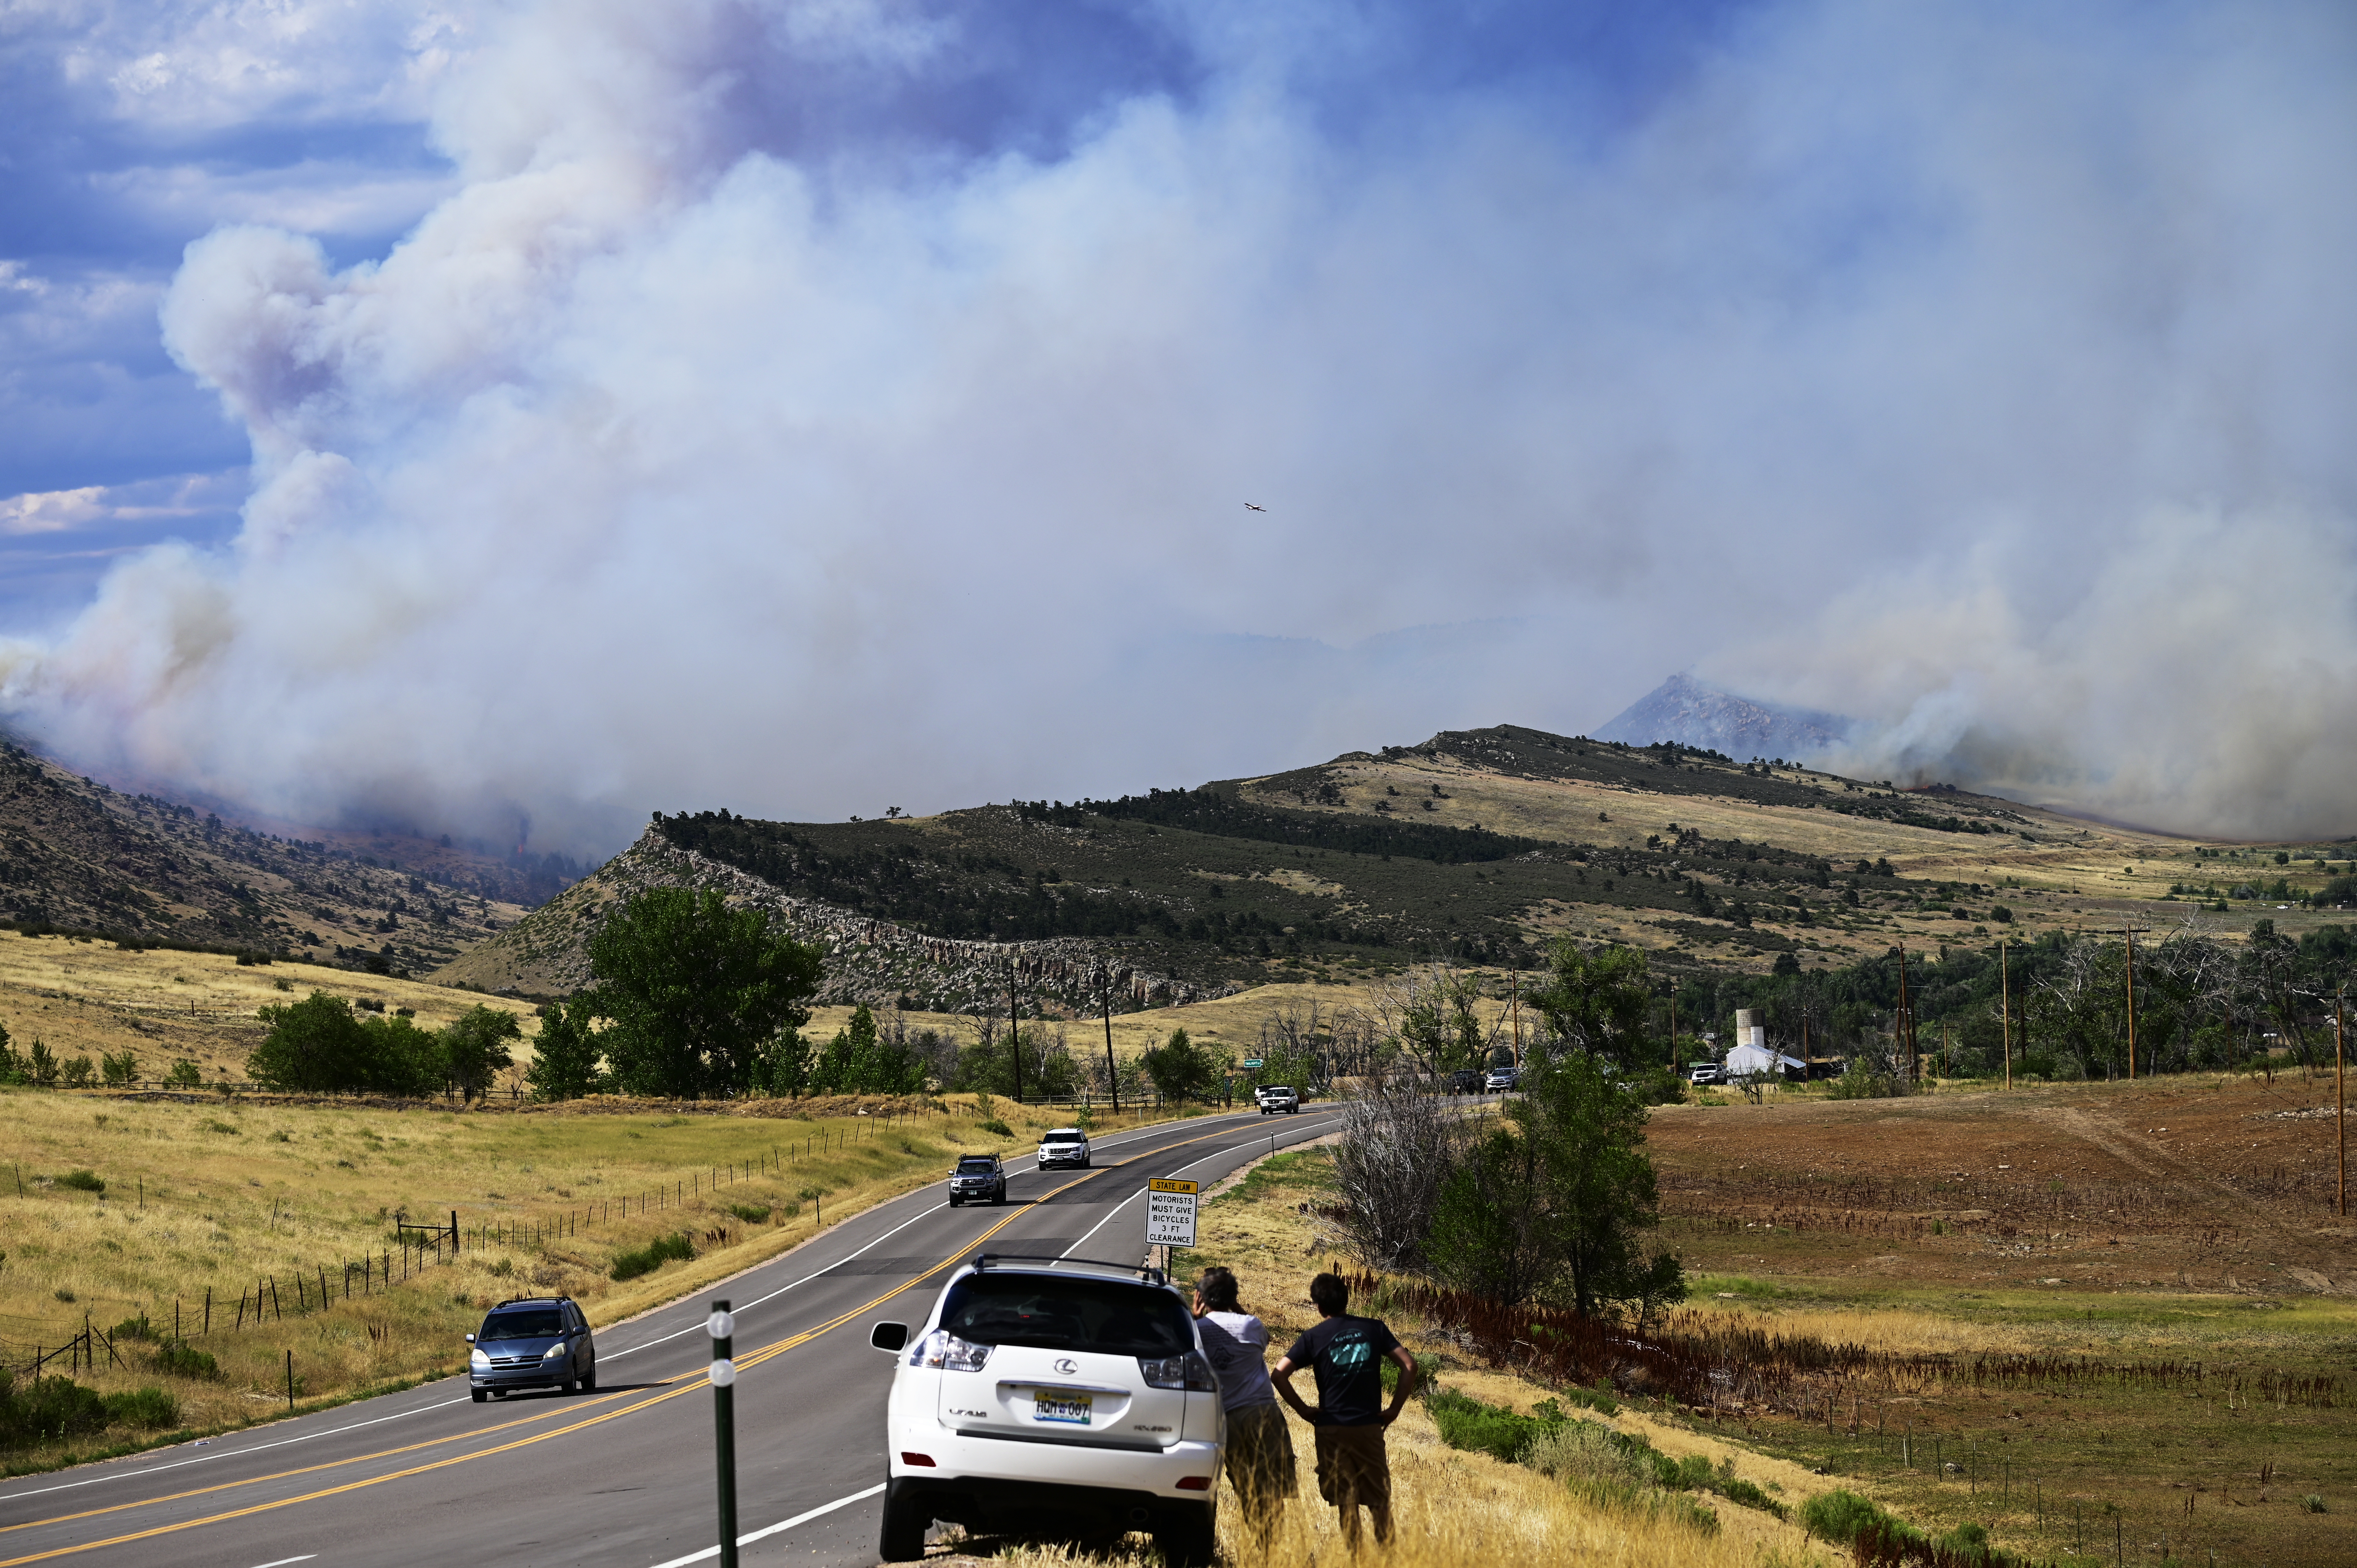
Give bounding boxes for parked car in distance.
[1036,1128,1091,1169]
[1688,1063,1723,1085]
[1483,1065,1519,1092]
[1448,1068,1483,1094]
[869,1254,1223,1565]
[1254,1085,1300,1114]
[466,1295,596,1402]
[948,1153,1008,1206]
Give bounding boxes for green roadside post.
[709,1299,738,1568]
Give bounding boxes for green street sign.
[1242,1058,1264,1069]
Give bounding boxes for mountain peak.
[1593,673,1855,761]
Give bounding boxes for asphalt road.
[0,1106,1346,1568]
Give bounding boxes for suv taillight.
[1138,1351,1217,1391]
[909,1330,993,1372]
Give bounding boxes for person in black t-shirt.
[1272,1271,1416,1549]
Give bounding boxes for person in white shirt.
[1193,1265,1296,1547]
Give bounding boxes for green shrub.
[726,1202,771,1224]
[109,1314,156,1342]
[1801,1489,1906,1547]
[610,1231,695,1281]
[1427,1386,1554,1462]
[102,1387,179,1429]
[0,1373,109,1446]
[154,1342,219,1379]
[55,1169,104,1193]
[2302,1493,2327,1514]
[977,1118,1013,1137]
[1554,1378,1619,1417]
[1523,1417,1655,1490]
[165,1060,203,1088]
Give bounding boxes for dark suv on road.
[949,1153,1008,1207]
[467,1296,597,1401]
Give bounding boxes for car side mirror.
[464,1334,475,1343]
[871,1321,910,1354]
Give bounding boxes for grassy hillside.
[446,722,2357,1008]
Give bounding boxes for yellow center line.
[0,1112,1321,1566]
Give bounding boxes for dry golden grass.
[0,1086,1192,1471]
[1235,749,2352,968]
[0,929,538,1083]
[954,1416,1830,1568]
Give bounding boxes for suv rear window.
[479,1307,563,1340]
[940,1275,1193,1357]
[956,1157,998,1173]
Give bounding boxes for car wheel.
[877,1478,930,1562]
[471,1388,487,1404]
[561,1372,578,1394]
[1153,1507,1218,1568]
[948,1195,961,1207]
[582,1362,597,1392]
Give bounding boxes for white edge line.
[247,1556,317,1568]
[644,1481,887,1568]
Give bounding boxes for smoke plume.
[2,1,2351,850]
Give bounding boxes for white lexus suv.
[870,1254,1224,1564]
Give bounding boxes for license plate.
[1033,1390,1093,1425]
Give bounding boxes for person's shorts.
[1311,1421,1390,1513]
[1223,1401,1298,1506]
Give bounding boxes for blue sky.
[0,1,2351,848]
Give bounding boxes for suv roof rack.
[969,1253,1167,1286]
[491,1295,569,1308]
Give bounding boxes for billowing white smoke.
[3,0,2353,849]
[1718,508,2357,840]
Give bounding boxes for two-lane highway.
[0,1106,1343,1568]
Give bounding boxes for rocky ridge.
[432,827,1229,1012]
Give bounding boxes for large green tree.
[1427,1050,1684,1318]
[1530,940,1655,1069]
[526,995,606,1101]
[249,992,373,1092]
[587,887,824,1098]
[441,1005,520,1103]
[1140,1027,1226,1104]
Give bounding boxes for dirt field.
[1652,1072,2356,1298]
[1644,1074,2357,1565]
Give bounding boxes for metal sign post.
[1146,1178,1197,1276]
[709,1299,738,1568]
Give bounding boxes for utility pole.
[1512,967,1524,1063]
[2338,992,2347,1218]
[1897,947,1916,1083]
[2001,938,2012,1089]
[1097,962,1121,1117]
[2124,924,2138,1080]
[1004,954,1024,1106]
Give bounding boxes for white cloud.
[4,0,2354,848]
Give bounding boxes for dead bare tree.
[1328,1075,1474,1273]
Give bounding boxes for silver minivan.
[467,1295,596,1401]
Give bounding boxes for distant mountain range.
[1594,673,1857,762]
